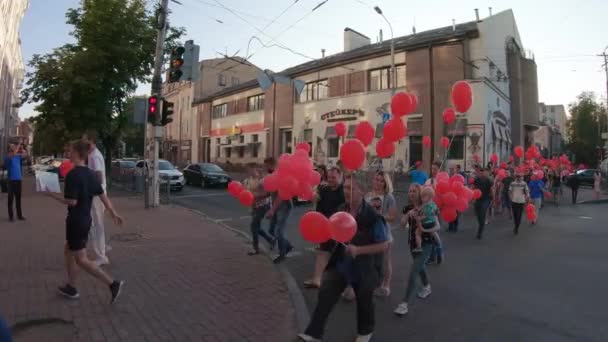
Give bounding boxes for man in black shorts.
[47,140,125,303]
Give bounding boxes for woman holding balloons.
[364,171,398,297]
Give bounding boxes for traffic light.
[147,95,159,125]
[161,99,174,126]
[168,46,185,83]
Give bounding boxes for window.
[303,129,313,157]
[252,134,259,158]
[232,77,240,86]
[369,64,406,91]
[216,138,221,158]
[218,74,226,86]
[281,130,293,154]
[239,135,245,143]
[298,79,328,103]
[212,104,227,119]
[238,146,244,158]
[327,137,339,158]
[226,146,231,158]
[247,94,265,111]
[447,136,465,159]
[550,107,555,113]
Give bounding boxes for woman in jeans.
[394,184,440,316]
[244,163,274,255]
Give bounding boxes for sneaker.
[58,284,80,299]
[411,247,423,253]
[110,280,124,304]
[297,333,321,342]
[17,216,26,221]
[273,255,286,264]
[418,285,432,299]
[373,287,390,297]
[355,333,373,342]
[393,302,408,316]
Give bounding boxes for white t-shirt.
[88,147,106,189]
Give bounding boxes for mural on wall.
[466,124,484,170]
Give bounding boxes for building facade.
[0,0,28,158]
[192,9,538,172]
[539,103,567,141]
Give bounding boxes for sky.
[18,0,608,118]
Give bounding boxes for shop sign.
[320,108,364,122]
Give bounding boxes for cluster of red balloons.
[526,203,537,222]
[391,92,418,116]
[264,145,321,200]
[433,172,476,223]
[59,160,75,178]
[227,181,255,207]
[299,211,357,244]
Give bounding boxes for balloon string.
[439,114,466,171]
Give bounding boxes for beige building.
[162,57,260,166]
[538,103,567,141]
[0,0,28,157]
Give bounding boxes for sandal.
[303,280,320,289]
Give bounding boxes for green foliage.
[22,0,185,161]
[566,92,607,166]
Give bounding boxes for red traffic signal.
[148,95,159,124]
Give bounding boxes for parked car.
[136,159,184,191]
[568,169,598,187]
[46,158,69,180]
[111,159,137,181]
[183,163,231,188]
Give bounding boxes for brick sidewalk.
[0,179,296,341]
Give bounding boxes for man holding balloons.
[298,175,389,342]
[264,157,294,264]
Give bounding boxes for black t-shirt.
[403,204,433,250]
[552,175,561,187]
[64,166,104,224]
[502,176,514,196]
[316,184,345,218]
[474,176,493,202]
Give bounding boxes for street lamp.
[374,6,396,95]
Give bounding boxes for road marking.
[171,193,230,199]
[212,216,251,223]
[578,216,593,219]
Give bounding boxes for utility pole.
[147,0,169,208]
[599,48,608,145]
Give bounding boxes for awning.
[504,127,512,144]
[247,142,262,146]
[231,143,247,147]
[492,121,504,141]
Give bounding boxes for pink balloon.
[354,121,375,146]
[335,122,347,137]
[310,170,322,186]
[238,190,254,207]
[279,176,299,198]
[450,174,465,184]
[339,139,366,171]
[376,138,395,158]
[462,187,474,202]
[296,142,311,153]
[450,181,464,194]
[436,181,450,194]
[455,198,468,212]
[451,80,473,113]
[514,146,524,158]
[295,148,308,158]
[442,108,456,125]
[443,192,458,207]
[391,92,412,116]
[263,174,279,192]
[329,211,358,243]
[383,118,407,142]
[299,212,331,243]
[436,172,450,183]
[472,189,482,200]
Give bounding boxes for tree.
[566,92,607,166]
[22,0,185,164]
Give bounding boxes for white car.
[136,159,184,191]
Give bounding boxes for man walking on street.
[298,175,389,342]
[473,168,493,240]
[82,131,109,266]
[3,142,27,222]
[264,157,294,264]
[509,172,529,235]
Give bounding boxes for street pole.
[148,0,169,208]
[601,48,608,145]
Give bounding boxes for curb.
[579,199,608,204]
[183,206,311,333]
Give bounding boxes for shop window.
[298,79,328,103]
[327,137,339,158]
[447,136,465,159]
[212,104,227,119]
[247,94,265,111]
[369,64,406,91]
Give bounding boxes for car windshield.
[158,161,175,170]
[121,161,136,168]
[201,164,223,172]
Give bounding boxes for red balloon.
[296,142,311,153]
[354,121,375,146]
[391,92,412,116]
[441,136,450,149]
[299,212,331,243]
[462,187,474,202]
[422,135,432,148]
[376,138,395,158]
[526,203,535,213]
[450,181,464,194]
[340,140,366,171]
[490,153,498,164]
[408,93,418,113]
[436,171,449,183]
[335,122,347,137]
[310,171,322,186]
[279,187,294,200]
[450,174,465,184]
[238,190,254,207]
[514,146,524,158]
[436,181,450,194]
[278,153,293,173]
[263,174,279,192]
[544,191,552,199]
[455,198,468,212]
[509,155,514,162]
[472,189,482,200]
[497,169,507,180]
[451,80,473,113]
[468,177,475,185]
[227,181,244,197]
[441,207,458,223]
[535,170,544,179]
[442,108,456,125]
[383,118,407,142]
[443,192,458,207]
[279,176,299,196]
[59,160,75,178]
[329,211,358,243]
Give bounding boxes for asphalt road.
[112,183,608,342]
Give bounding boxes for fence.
[109,166,171,204]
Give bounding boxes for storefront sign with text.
[320,108,365,122]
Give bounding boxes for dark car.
[183,163,231,188]
[111,159,137,181]
[568,169,598,187]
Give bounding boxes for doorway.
[409,136,422,167]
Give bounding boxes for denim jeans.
[448,212,459,232]
[474,199,490,239]
[250,204,274,252]
[403,243,432,302]
[270,201,293,256]
[512,202,524,233]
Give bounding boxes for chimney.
[489,7,492,16]
[344,27,371,52]
[452,19,456,32]
[475,8,480,22]
[321,48,326,58]
[379,29,383,42]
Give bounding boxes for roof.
[193,21,478,105]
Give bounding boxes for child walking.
[243,163,275,255]
[414,187,443,263]
[46,140,125,303]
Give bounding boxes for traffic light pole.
[148,0,169,208]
